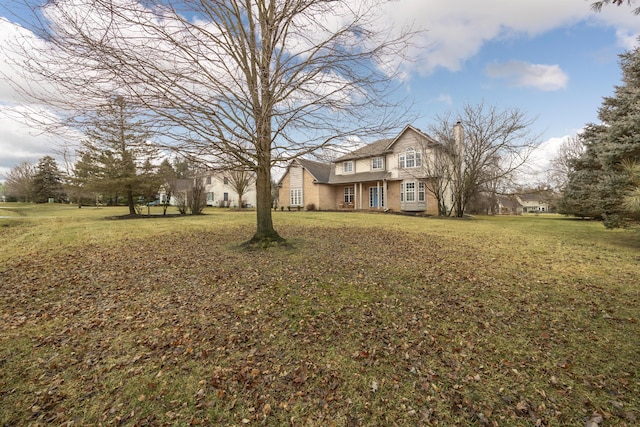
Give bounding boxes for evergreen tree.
[32,156,65,203]
[561,47,640,226]
[75,96,158,214]
[67,151,99,206]
[558,130,604,218]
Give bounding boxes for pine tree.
[32,156,64,203]
[561,47,640,226]
[75,96,158,214]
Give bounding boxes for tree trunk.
[249,163,283,245]
[126,185,136,215]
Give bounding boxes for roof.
[335,138,393,162]
[517,193,546,202]
[296,158,332,183]
[497,196,523,209]
[278,158,332,185]
[335,125,441,162]
[328,168,391,184]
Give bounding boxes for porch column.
[359,183,363,209]
[354,183,358,209]
[383,180,388,209]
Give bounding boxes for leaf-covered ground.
[1,217,639,426]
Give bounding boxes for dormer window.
[343,161,354,174]
[399,147,422,169]
[371,157,383,170]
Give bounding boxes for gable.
[279,158,332,186]
[386,125,439,153]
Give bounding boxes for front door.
[370,187,382,208]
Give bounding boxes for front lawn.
[1,206,638,425]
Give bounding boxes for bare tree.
[4,161,35,202]
[226,169,256,208]
[188,177,206,215]
[548,134,586,190]
[5,0,418,245]
[412,133,455,216]
[428,103,542,217]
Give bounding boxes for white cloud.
[432,93,453,107]
[615,29,640,50]
[485,61,569,91]
[378,0,640,76]
[0,105,76,181]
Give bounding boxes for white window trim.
[405,182,416,202]
[400,148,422,169]
[344,186,354,203]
[343,161,354,174]
[372,157,383,170]
[290,188,302,206]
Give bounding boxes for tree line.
[2,97,256,215]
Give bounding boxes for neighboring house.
[202,171,257,208]
[496,196,523,215]
[278,125,455,214]
[160,171,257,208]
[516,194,550,213]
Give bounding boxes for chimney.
[453,121,464,157]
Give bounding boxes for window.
[418,182,425,202]
[343,161,353,173]
[223,192,229,201]
[344,186,354,203]
[290,188,302,206]
[372,157,383,170]
[207,192,214,202]
[399,148,422,169]
[223,177,229,185]
[405,182,415,202]
[400,183,404,202]
[206,176,211,184]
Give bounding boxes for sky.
[1,0,640,184]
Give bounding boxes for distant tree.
[188,177,207,215]
[591,0,640,15]
[548,134,586,190]
[32,156,65,203]
[270,179,280,209]
[76,96,159,214]
[156,159,177,215]
[171,158,206,215]
[5,161,35,202]
[428,103,542,217]
[67,151,101,206]
[0,182,6,201]
[226,169,256,208]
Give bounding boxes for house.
[496,195,523,215]
[278,125,456,214]
[202,171,257,208]
[160,170,257,208]
[516,193,550,213]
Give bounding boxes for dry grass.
[1,205,639,426]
